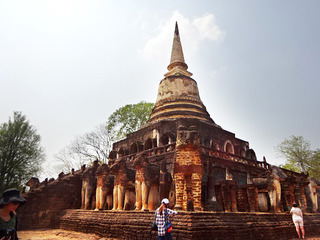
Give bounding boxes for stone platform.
[54,210,320,240]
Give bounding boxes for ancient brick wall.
[57,210,320,240]
[236,186,249,211]
[17,172,82,230]
[174,144,203,211]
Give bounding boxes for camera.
[4,228,15,240]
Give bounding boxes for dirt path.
[291,238,320,240]
[17,229,320,240]
[18,229,118,240]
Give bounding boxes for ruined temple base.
[53,210,320,240]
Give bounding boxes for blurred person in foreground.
[0,189,26,240]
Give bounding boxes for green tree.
[106,101,154,141]
[276,135,320,179]
[0,112,45,192]
[307,149,320,179]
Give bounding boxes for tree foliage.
[0,112,44,192]
[276,135,320,179]
[307,149,320,179]
[106,101,154,141]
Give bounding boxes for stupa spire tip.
[165,22,192,77]
[175,21,179,35]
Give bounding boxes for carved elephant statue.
[110,158,135,210]
[133,153,159,211]
[95,164,114,210]
[81,161,98,210]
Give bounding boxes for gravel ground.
[18,229,119,240]
[17,229,320,240]
[291,238,320,240]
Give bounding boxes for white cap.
[161,198,169,204]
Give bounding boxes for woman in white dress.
[290,203,305,239]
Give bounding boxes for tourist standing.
[0,188,26,240]
[155,198,177,240]
[290,203,305,239]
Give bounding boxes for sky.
[1,1,319,179]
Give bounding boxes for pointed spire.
[165,22,192,77]
[168,22,186,69]
[148,22,215,124]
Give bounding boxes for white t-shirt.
[290,207,303,222]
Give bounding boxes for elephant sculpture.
[81,161,98,210]
[110,158,135,210]
[95,164,114,210]
[133,153,159,211]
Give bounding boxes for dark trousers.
[158,232,173,240]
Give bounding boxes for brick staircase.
[55,210,320,240]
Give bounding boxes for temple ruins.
[18,23,320,240]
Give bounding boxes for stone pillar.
[281,181,294,211]
[226,167,233,180]
[269,178,282,212]
[135,181,142,210]
[309,179,320,212]
[117,185,125,210]
[205,161,220,211]
[159,160,171,201]
[134,164,146,211]
[81,181,87,209]
[287,183,295,207]
[174,172,184,210]
[247,184,258,212]
[174,125,203,211]
[192,173,203,211]
[230,182,237,212]
[141,181,148,210]
[220,180,237,212]
[159,170,166,200]
[95,178,103,210]
[295,184,308,211]
[112,186,118,210]
[221,181,231,212]
[148,183,159,210]
[185,175,192,210]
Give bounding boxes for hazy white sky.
[1,1,319,179]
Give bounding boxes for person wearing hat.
[154,198,177,240]
[0,188,26,240]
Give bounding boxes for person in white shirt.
[290,203,305,239]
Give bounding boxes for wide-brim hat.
[0,188,26,207]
